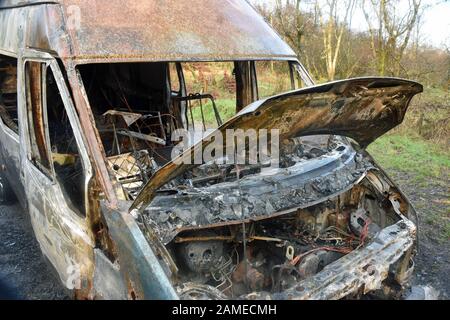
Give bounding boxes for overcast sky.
[252,0,450,48]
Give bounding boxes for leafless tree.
[362,0,422,76]
[252,0,444,86]
[316,0,356,80]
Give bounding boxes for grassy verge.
[368,134,450,241]
[190,98,236,127]
[368,134,450,183]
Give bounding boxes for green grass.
[397,87,450,143]
[190,98,236,128]
[417,87,450,106]
[368,134,450,182]
[257,78,291,98]
[369,133,450,242]
[423,208,450,242]
[445,221,450,240]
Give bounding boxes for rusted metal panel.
[1,1,296,63]
[93,249,127,300]
[64,0,296,63]
[11,51,98,298]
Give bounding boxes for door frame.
[18,48,95,293]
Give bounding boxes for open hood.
[130,77,422,211]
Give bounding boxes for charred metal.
[0,0,422,300]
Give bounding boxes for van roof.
[1,0,297,63]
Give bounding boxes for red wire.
[291,218,373,266]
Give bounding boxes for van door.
[18,50,94,292]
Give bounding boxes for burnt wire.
[233,147,249,291]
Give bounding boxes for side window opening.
[25,60,85,217]
[76,60,294,200]
[169,63,181,94]
[25,61,51,173]
[255,61,294,98]
[78,62,176,199]
[0,54,19,133]
[46,67,85,216]
[78,62,174,158]
[179,62,236,130]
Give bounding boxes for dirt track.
[389,172,449,300]
[0,174,448,300]
[0,203,68,300]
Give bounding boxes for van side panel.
[0,8,23,56]
[0,122,26,206]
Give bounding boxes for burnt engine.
[168,180,399,299]
[136,136,405,299]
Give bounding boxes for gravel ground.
[0,173,448,300]
[0,203,69,300]
[388,172,449,300]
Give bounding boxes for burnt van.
[0,0,422,299]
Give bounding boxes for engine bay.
[166,173,401,299]
[126,134,407,299]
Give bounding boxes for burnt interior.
[77,61,298,199]
[79,62,174,156]
[23,61,85,216]
[0,54,18,134]
[78,62,183,199]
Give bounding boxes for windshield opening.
[76,60,308,200]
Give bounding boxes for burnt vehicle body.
[0,0,422,300]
